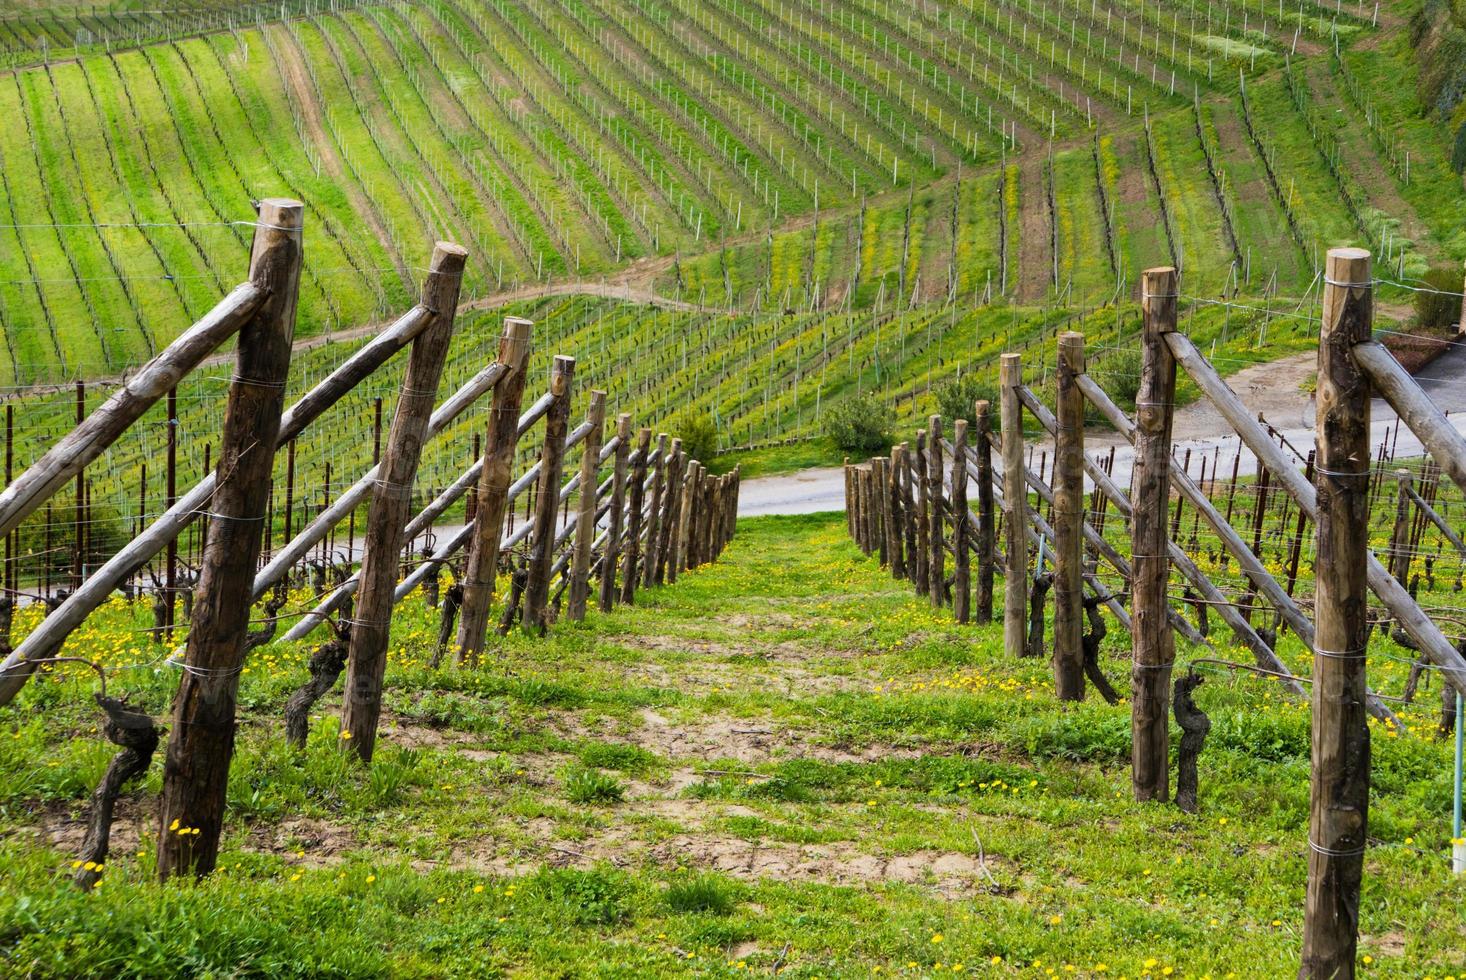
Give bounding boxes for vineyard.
[2,0,1466,976]
[0,0,1460,384]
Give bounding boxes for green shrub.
[528,867,630,925]
[1098,345,1145,408]
[563,766,625,805]
[665,873,736,915]
[676,413,719,463]
[824,394,891,454]
[933,374,998,425]
[1415,266,1464,330]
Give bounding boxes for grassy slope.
[1,513,1462,976]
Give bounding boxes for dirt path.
[266,23,412,290]
[1015,151,1053,303]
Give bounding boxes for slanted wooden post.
[1388,469,1413,588]
[951,419,971,622]
[523,357,577,632]
[599,414,632,612]
[620,428,652,603]
[927,416,945,606]
[974,400,996,623]
[340,243,468,761]
[1132,267,1178,802]
[1053,332,1085,701]
[888,444,906,578]
[156,199,302,880]
[642,434,667,587]
[1001,354,1028,656]
[1302,247,1373,977]
[455,317,534,666]
[567,391,607,620]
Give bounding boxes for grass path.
[2,513,1463,976]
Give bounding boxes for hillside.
[0,0,1461,384]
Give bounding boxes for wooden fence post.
[658,443,684,584]
[974,400,996,623]
[156,199,302,880]
[568,391,607,620]
[872,456,888,567]
[340,243,467,761]
[1053,332,1086,701]
[642,434,667,587]
[1301,247,1373,977]
[1388,469,1413,588]
[1132,267,1178,802]
[1001,354,1028,656]
[455,317,534,666]
[900,442,916,582]
[619,428,652,603]
[888,444,906,579]
[927,416,945,607]
[913,432,929,595]
[599,413,632,612]
[952,419,971,623]
[523,357,577,633]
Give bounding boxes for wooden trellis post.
[951,419,971,623]
[568,391,607,621]
[599,413,632,612]
[1000,354,1028,655]
[455,317,534,665]
[1132,268,1178,802]
[927,416,945,607]
[1301,247,1373,977]
[341,243,468,761]
[872,456,888,567]
[642,434,667,588]
[974,400,996,624]
[156,199,302,880]
[1387,469,1413,588]
[913,432,930,595]
[620,428,652,604]
[1053,333,1085,700]
[523,357,577,633]
[887,443,906,579]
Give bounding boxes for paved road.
[736,339,1466,516]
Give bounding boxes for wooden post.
[156,199,302,880]
[675,459,697,576]
[523,357,577,632]
[1301,248,1372,977]
[888,444,906,578]
[913,432,930,595]
[1053,333,1085,700]
[165,386,177,641]
[340,243,467,761]
[1388,469,1413,588]
[1001,354,1028,656]
[620,428,651,603]
[567,391,607,620]
[599,414,632,612]
[900,443,916,582]
[454,317,534,666]
[872,456,888,566]
[657,443,684,584]
[927,417,945,606]
[641,434,667,588]
[1132,267,1178,802]
[974,400,995,623]
[951,419,971,622]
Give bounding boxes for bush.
[1415,265,1464,331]
[1098,345,1145,408]
[824,394,891,454]
[676,413,718,463]
[529,867,630,925]
[933,374,998,425]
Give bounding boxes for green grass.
[1,512,1463,976]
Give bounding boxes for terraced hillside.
[0,0,1461,385]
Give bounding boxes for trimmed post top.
[256,198,304,228]
[549,355,576,395]
[1058,332,1085,370]
[616,413,632,438]
[1325,247,1373,290]
[428,241,469,270]
[999,352,1022,384]
[585,389,607,422]
[498,316,533,360]
[1396,468,1413,481]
